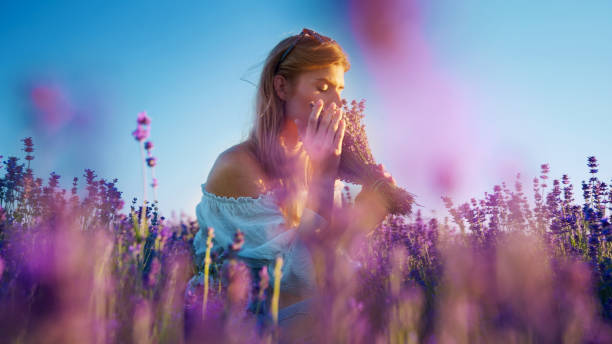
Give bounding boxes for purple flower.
[151,178,158,188]
[132,125,149,142]
[230,229,245,252]
[160,225,171,239]
[144,141,154,151]
[146,258,162,287]
[137,111,151,125]
[587,156,598,174]
[540,163,550,189]
[22,137,34,153]
[146,157,157,167]
[47,172,60,189]
[582,181,591,203]
[338,98,415,215]
[562,174,570,185]
[21,137,35,162]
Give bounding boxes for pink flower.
[137,111,151,125]
[151,178,158,188]
[144,141,154,151]
[132,125,149,142]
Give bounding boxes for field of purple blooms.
[1,128,612,342]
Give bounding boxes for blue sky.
[1,1,610,219]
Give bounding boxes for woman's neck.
[279,117,303,155]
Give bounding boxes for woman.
[188,28,393,338]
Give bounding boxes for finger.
[381,165,391,177]
[379,164,396,185]
[319,102,335,134]
[333,119,346,155]
[319,100,332,131]
[307,99,324,137]
[330,108,342,134]
[324,108,342,144]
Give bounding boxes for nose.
[329,90,342,108]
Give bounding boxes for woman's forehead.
[299,65,345,85]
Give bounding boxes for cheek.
[291,100,315,133]
[285,99,310,127]
[298,94,317,117]
[290,87,324,123]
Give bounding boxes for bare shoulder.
[204,142,268,198]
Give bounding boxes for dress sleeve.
[193,184,328,269]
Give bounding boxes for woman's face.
[282,64,345,139]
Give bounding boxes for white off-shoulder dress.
[188,179,347,321]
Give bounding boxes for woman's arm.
[306,179,393,252]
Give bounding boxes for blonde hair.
[246,30,350,226]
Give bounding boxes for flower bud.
[137,111,151,125]
[146,157,157,167]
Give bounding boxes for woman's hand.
[302,99,346,181]
[302,99,346,223]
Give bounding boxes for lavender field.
[1,117,612,343]
[3,1,612,343]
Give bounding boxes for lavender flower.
[132,124,150,142]
[338,98,417,215]
[588,156,599,174]
[132,112,153,225]
[47,172,60,189]
[22,137,34,163]
[3,135,612,342]
[230,229,245,252]
[540,163,550,189]
[137,111,151,125]
[258,266,269,300]
[146,157,157,168]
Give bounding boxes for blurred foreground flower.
[2,136,612,343]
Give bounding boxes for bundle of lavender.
[339,99,417,216]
